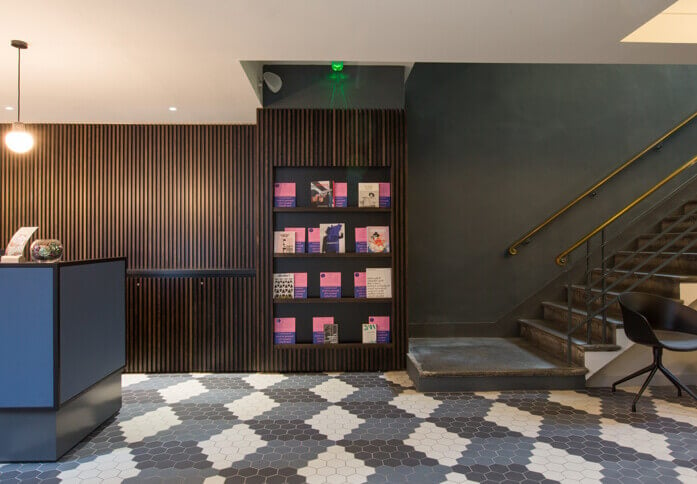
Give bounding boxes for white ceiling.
[624,0,697,43]
[2,0,697,124]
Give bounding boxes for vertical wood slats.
[257,109,407,372]
[0,110,405,373]
[0,124,258,372]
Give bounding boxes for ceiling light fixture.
[168,106,177,112]
[263,71,283,94]
[5,40,34,154]
[5,106,14,111]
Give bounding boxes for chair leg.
[659,364,697,401]
[632,366,658,412]
[612,363,654,392]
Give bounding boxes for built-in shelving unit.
[273,298,392,304]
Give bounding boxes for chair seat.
[654,330,697,351]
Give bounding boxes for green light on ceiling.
[331,61,344,72]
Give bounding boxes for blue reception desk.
[0,258,126,462]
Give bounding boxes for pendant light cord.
[16,47,21,123]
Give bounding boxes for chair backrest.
[617,292,669,346]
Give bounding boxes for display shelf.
[273,298,392,304]
[274,253,391,258]
[273,207,390,213]
[274,343,393,349]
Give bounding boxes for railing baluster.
[601,228,607,344]
[566,253,574,365]
[585,239,592,344]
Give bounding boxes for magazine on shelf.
[313,317,334,344]
[284,227,306,253]
[379,182,391,208]
[362,323,377,343]
[355,227,367,253]
[307,227,321,253]
[273,231,296,254]
[319,223,345,253]
[320,272,342,298]
[358,182,380,207]
[366,267,392,298]
[333,182,347,207]
[323,323,339,344]
[273,182,296,208]
[273,273,295,299]
[366,226,390,253]
[369,316,390,343]
[294,272,308,299]
[310,181,333,207]
[354,272,366,298]
[274,318,296,344]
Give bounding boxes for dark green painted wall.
[406,63,697,329]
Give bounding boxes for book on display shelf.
[323,323,339,344]
[307,227,321,253]
[310,181,333,207]
[358,183,379,208]
[319,223,345,253]
[273,182,296,208]
[366,226,390,254]
[294,272,308,299]
[274,318,296,344]
[313,317,334,344]
[354,272,366,298]
[366,267,391,298]
[362,323,377,343]
[355,227,367,253]
[273,273,295,299]
[333,182,348,208]
[370,316,390,343]
[320,272,342,298]
[273,231,296,254]
[284,227,306,253]
[379,182,391,208]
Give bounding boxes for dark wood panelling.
[0,124,258,372]
[257,109,407,371]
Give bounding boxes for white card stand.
[1,255,26,263]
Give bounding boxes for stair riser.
[520,323,584,367]
[683,202,697,214]
[661,220,697,232]
[570,287,622,318]
[636,236,697,252]
[543,304,617,344]
[614,253,697,275]
[593,272,680,298]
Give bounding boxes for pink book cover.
[379,182,391,208]
[284,227,306,253]
[274,317,296,344]
[294,272,308,299]
[313,316,334,344]
[274,182,296,207]
[355,227,367,253]
[307,227,321,253]
[320,272,342,298]
[370,316,390,343]
[354,272,366,298]
[333,182,348,207]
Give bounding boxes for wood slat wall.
[0,124,258,372]
[0,110,406,373]
[257,109,407,371]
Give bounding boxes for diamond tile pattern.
[1,373,696,483]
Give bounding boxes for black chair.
[614,292,697,412]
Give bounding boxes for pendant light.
[5,40,34,154]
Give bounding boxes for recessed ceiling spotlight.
[168,106,177,112]
[5,106,13,111]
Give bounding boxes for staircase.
[519,200,697,380]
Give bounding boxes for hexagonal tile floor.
[1,373,696,483]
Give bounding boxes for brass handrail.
[508,109,697,255]
[556,154,697,265]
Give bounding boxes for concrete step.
[682,201,697,214]
[519,319,620,367]
[636,233,697,252]
[406,337,586,391]
[542,301,622,344]
[613,251,697,275]
[591,268,692,298]
[569,284,622,318]
[661,214,697,232]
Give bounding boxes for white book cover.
[273,273,295,299]
[362,323,377,343]
[358,183,380,207]
[366,267,392,298]
[319,223,345,253]
[366,226,390,253]
[273,231,296,254]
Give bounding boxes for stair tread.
[519,318,621,351]
[541,301,624,326]
[570,284,622,297]
[616,250,697,256]
[594,267,697,281]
